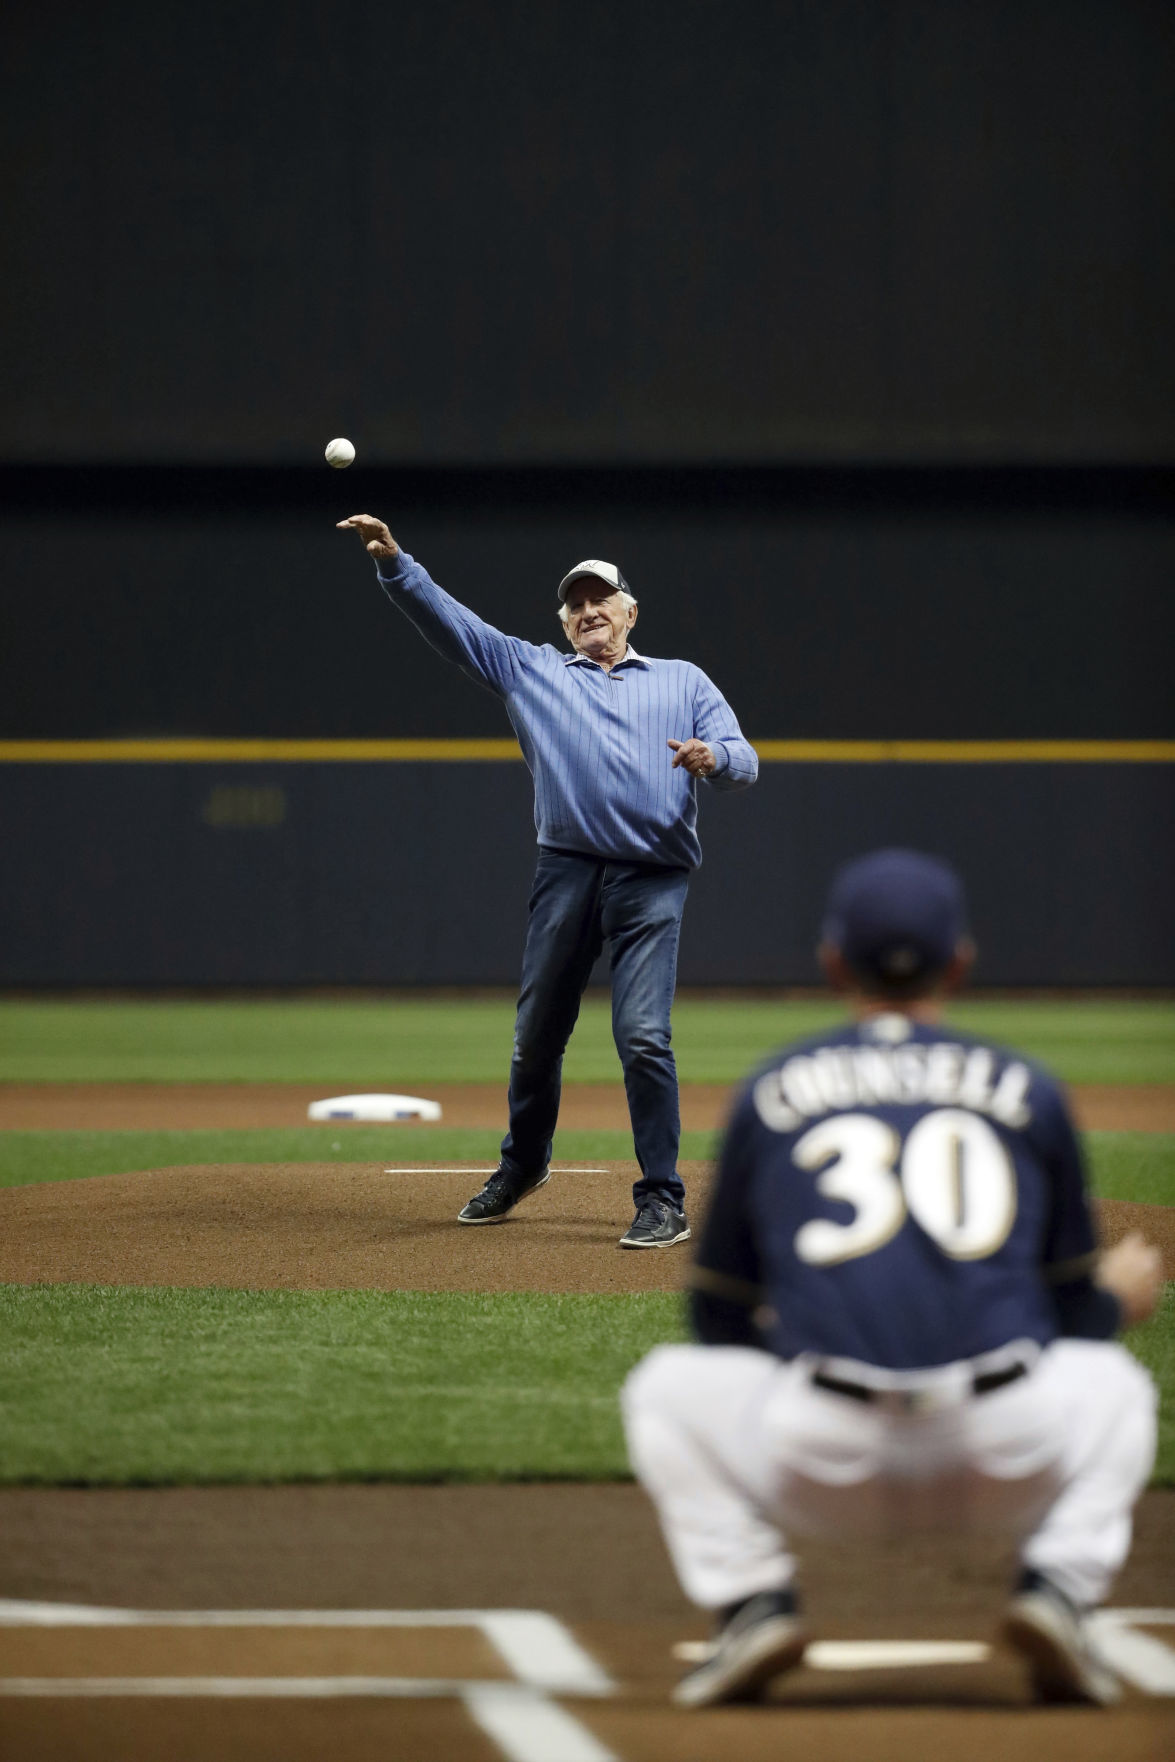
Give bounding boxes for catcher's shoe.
[672,1589,809,1708]
[457,1165,550,1224]
[1001,1571,1121,1706]
[619,1199,691,1249]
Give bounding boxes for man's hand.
[336,514,398,560]
[1097,1230,1164,1327]
[668,738,717,777]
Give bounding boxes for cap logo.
[880,945,920,976]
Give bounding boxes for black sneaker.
[457,1166,550,1225]
[1001,1569,1121,1706]
[673,1590,808,1708]
[618,1199,691,1249]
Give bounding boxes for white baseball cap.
[556,559,631,604]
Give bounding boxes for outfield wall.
[3,758,1171,987]
[5,467,1170,987]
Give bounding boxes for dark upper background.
[1,0,1172,740]
[2,0,1173,985]
[5,0,1175,466]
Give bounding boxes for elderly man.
[338,514,758,1247]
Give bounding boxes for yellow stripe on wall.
[0,739,1172,764]
[751,740,1175,763]
[0,739,524,763]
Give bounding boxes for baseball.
[325,437,356,469]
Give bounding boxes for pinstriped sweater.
[376,549,758,870]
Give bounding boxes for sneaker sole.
[619,1225,691,1250]
[456,1170,550,1225]
[672,1618,809,1708]
[1001,1599,1121,1706]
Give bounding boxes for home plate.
[672,1638,989,1669]
[308,1094,442,1123]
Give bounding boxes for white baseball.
[325,437,356,469]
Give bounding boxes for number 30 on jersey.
[788,1109,1017,1267]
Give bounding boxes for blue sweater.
[376,549,758,870]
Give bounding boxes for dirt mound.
[0,1162,1171,1293]
[0,1162,708,1293]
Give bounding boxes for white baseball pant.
[621,1340,1157,1612]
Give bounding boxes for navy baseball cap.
[822,849,969,986]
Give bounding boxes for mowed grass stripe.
[0,1284,1169,1488]
[0,1127,1171,1204]
[0,1127,633,1187]
[0,1288,687,1485]
[1,997,1172,1084]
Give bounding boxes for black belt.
[811,1362,1028,1405]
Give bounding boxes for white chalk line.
[465,1684,618,1762]
[3,1598,1173,1753]
[1090,1611,1175,1695]
[0,1603,610,1694]
[0,1602,619,1762]
[479,1611,612,1693]
[381,1166,611,1174]
[0,1677,519,1698]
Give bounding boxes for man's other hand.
[1098,1230,1165,1327]
[337,515,398,559]
[668,738,717,777]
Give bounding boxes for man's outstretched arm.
[337,515,526,696]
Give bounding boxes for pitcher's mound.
[0,1162,715,1294]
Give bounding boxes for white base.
[308,1093,442,1123]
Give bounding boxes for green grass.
[948,1000,1175,1085]
[1,996,1172,1084]
[1121,1282,1175,1485]
[0,993,1169,1492]
[1085,1133,1175,1205]
[1,1282,1169,1488]
[0,1287,687,1484]
[0,1127,654,1187]
[0,1125,1171,1203]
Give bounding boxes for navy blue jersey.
[694,1013,1101,1370]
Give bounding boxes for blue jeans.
[500,848,690,1210]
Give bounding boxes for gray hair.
[558,588,638,628]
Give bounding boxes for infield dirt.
[1,1080,1172,1131]
[1,1481,1173,1761]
